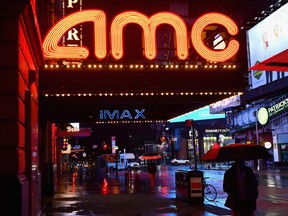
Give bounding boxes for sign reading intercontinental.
[43,10,239,62]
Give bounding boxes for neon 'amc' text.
[43,10,239,62]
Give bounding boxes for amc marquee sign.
[43,3,240,62]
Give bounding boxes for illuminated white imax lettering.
[99,109,146,120]
[120,110,133,119]
[135,109,145,119]
[99,110,119,119]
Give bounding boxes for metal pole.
[256,109,259,146]
[191,123,197,170]
[256,108,260,170]
[115,150,118,179]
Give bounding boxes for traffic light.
[160,136,166,143]
[185,119,193,127]
[61,137,69,150]
[103,143,108,150]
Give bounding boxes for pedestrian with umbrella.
[147,161,157,190]
[139,153,161,190]
[223,160,258,216]
[202,143,272,215]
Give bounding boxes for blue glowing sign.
[99,109,145,120]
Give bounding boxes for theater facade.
[0,0,278,215]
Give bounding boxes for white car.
[171,158,190,165]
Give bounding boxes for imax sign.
[99,109,146,120]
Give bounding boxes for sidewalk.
[41,165,288,216]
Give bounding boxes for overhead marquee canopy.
[39,0,272,123]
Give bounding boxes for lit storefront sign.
[205,129,230,133]
[66,126,80,132]
[258,97,288,125]
[267,98,288,116]
[231,108,257,129]
[63,0,82,47]
[56,122,91,137]
[99,109,146,120]
[209,95,241,114]
[257,107,269,125]
[238,109,257,125]
[43,10,239,62]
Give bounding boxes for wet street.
[41,164,288,216]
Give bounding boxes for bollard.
[128,171,132,186]
[125,172,128,186]
[134,173,140,191]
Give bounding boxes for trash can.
[188,170,204,203]
[175,170,204,203]
[175,170,184,199]
[175,170,190,200]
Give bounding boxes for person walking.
[147,161,157,190]
[223,161,258,216]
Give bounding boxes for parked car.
[171,158,190,165]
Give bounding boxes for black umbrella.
[202,144,272,162]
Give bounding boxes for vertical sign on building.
[111,136,116,154]
[62,0,82,47]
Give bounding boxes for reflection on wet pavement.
[257,172,288,188]
[42,165,288,216]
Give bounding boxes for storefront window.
[203,136,217,153]
[187,138,198,160]
[280,144,288,162]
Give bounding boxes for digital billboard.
[247,3,288,89]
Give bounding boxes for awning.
[240,76,288,102]
[249,49,288,71]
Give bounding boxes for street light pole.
[256,109,259,146]
[115,149,118,179]
[255,108,261,171]
[191,122,197,171]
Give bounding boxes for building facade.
[0,0,279,215]
[0,1,43,215]
[226,2,288,166]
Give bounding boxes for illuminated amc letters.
[43,10,107,60]
[99,109,146,120]
[191,13,239,62]
[43,10,239,62]
[111,11,188,60]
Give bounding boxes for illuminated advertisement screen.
[247,3,288,89]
